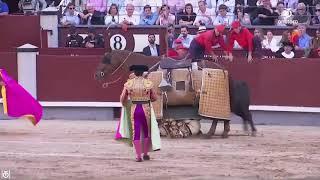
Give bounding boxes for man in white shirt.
[193,0,216,26]
[119,3,140,25]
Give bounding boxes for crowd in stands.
[65,21,320,59]
[2,0,320,26]
[56,0,320,58]
[54,0,320,26]
[2,0,320,58]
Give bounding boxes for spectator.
[236,0,258,16]
[227,21,254,62]
[177,3,197,25]
[235,7,251,25]
[296,23,311,50]
[312,29,320,50]
[215,0,236,14]
[32,0,47,11]
[278,30,293,47]
[213,4,234,26]
[156,5,176,25]
[139,5,159,25]
[89,3,106,25]
[65,25,83,48]
[142,34,160,56]
[284,0,298,10]
[104,3,120,25]
[252,0,279,25]
[107,0,126,14]
[60,3,80,26]
[126,0,162,13]
[79,5,95,25]
[253,28,264,51]
[83,27,105,48]
[275,1,287,26]
[4,0,19,14]
[256,0,278,8]
[167,24,175,49]
[173,25,193,49]
[85,0,106,12]
[0,0,9,15]
[119,3,140,25]
[163,0,185,14]
[262,30,280,52]
[292,3,311,25]
[311,3,320,25]
[188,24,229,69]
[140,0,163,13]
[277,41,295,58]
[298,0,313,14]
[290,25,301,46]
[185,0,200,12]
[193,0,216,26]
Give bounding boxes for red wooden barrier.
[36,53,320,107]
[0,15,41,49]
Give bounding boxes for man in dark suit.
[142,34,160,56]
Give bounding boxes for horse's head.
[94,52,116,81]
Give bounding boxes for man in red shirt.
[188,24,229,69]
[228,21,254,62]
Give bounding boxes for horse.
[95,50,257,137]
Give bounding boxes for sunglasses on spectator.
[69,7,75,10]
[316,9,320,11]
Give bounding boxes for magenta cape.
[0,69,43,125]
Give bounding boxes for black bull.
[229,79,257,135]
[200,77,257,138]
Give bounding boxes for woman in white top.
[262,30,280,52]
[104,3,120,25]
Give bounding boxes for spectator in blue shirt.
[139,5,158,25]
[0,0,9,16]
[297,24,312,50]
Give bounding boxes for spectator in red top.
[188,24,228,69]
[228,20,254,62]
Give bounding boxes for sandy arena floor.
[0,119,319,180]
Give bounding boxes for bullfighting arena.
[0,119,320,180]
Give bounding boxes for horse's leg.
[202,119,218,139]
[222,120,230,138]
[243,117,249,133]
[246,111,257,136]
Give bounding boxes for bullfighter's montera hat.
[129,65,149,72]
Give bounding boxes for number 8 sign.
[109,34,127,50]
